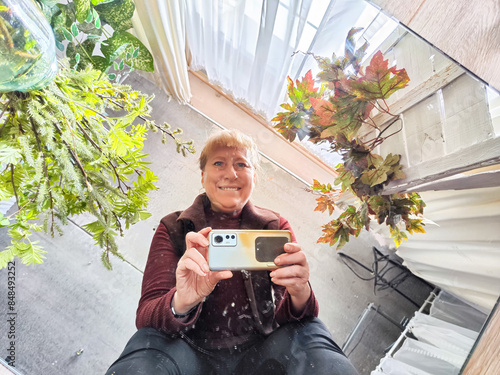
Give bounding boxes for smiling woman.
[104,129,359,375]
[200,132,258,214]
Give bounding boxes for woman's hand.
[270,243,311,314]
[173,227,233,314]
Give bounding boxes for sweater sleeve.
[274,217,319,324]
[135,223,201,333]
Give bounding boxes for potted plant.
[273,28,426,250]
[0,0,194,269]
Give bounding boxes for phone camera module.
[214,235,223,244]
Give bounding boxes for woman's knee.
[105,349,181,375]
[105,328,209,375]
[292,317,344,353]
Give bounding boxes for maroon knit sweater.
[136,202,319,349]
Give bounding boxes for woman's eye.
[214,161,224,167]
[236,162,248,168]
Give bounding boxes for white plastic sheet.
[430,290,488,332]
[393,338,462,375]
[409,311,477,358]
[371,357,434,375]
[373,186,500,311]
[372,289,489,374]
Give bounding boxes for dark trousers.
[105,318,359,375]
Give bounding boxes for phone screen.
[255,236,288,262]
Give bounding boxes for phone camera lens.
[225,235,230,239]
[231,235,235,239]
[214,235,223,243]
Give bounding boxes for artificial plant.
[273,28,426,249]
[35,0,154,81]
[0,0,194,269]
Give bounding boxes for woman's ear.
[201,171,205,186]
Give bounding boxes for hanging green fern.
[0,63,194,269]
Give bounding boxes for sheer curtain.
[184,0,312,119]
[132,0,191,102]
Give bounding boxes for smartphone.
[208,230,292,271]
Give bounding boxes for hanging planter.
[0,0,57,92]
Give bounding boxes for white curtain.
[184,0,313,119]
[130,0,387,119]
[373,186,500,312]
[132,0,191,102]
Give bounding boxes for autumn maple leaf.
[310,97,335,127]
[346,51,410,101]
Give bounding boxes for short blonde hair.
[199,129,260,170]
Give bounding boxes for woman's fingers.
[274,247,307,266]
[271,264,308,280]
[179,247,210,276]
[209,270,233,283]
[271,242,309,288]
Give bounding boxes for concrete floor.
[0,74,432,374]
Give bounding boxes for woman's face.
[202,146,256,214]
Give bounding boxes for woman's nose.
[225,165,238,179]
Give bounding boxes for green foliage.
[0,64,195,269]
[275,28,426,249]
[35,0,154,81]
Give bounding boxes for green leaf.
[360,166,391,187]
[62,27,74,42]
[108,73,116,80]
[101,251,112,270]
[85,9,93,23]
[0,143,22,164]
[406,218,426,234]
[94,0,135,31]
[95,16,101,29]
[118,60,124,70]
[138,211,152,220]
[91,56,110,72]
[17,241,47,265]
[0,248,16,270]
[0,214,10,227]
[56,40,65,51]
[390,226,408,248]
[132,47,139,58]
[71,23,79,37]
[74,0,91,23]
[101,31,154,72]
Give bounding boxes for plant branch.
[10,164,19,207]
[94,93,178,141]
[52,121,92,191]
[30,118,55,235]
[373,99,397,117]
[75,119,130,193]
[112,211,123,236]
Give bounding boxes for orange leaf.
[310,97,335,126]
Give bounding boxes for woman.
[106,130,358,374]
